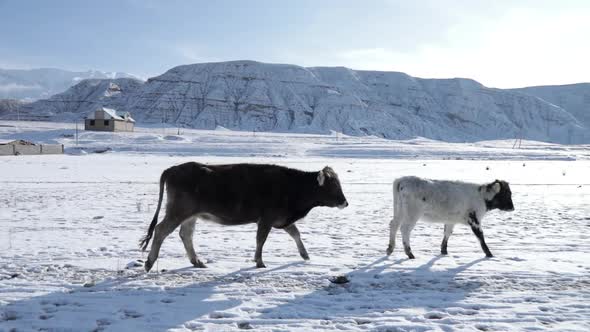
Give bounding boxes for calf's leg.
[388,183,403,256]
[398,201,421,259]
[179,218,206,268]
[441,223,455,255]
[284,224,309,260]
[254,222,272,268]
[401,221,417,259]
[386,217,401,255]
[467,212,493,257]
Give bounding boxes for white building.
[85,107,135,132]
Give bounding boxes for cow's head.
[317,166,348,209]
[481,179,514,212]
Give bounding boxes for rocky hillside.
[17,78,144,121]
[511,83,590,130]
[12,61,590,143]
[0,68,138,101]
[0,99,27,118]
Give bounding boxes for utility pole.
[512,130,522,149]
[75,120,79,145]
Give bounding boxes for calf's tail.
[139,169,168,251]
[393,178,402,216]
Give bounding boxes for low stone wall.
[14,145,40,155]
[39,144,64,154]
[0,145,14,155]
[0,144,64,156]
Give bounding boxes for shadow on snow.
[1,256,487,330]
[258,255,488,321]
[0,267,241,331]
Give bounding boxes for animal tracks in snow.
[1,157,589,331]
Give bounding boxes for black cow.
[139,162,348,271]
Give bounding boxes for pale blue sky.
[1,0,588,88]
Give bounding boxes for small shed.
[85,107,135,132]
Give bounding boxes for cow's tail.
[139,169,169,251]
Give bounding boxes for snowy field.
[1,122,589,331]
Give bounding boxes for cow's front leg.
[284,224,309,260]
[467,212,493,257]
[441,223,455,255]
[254,223,272,268]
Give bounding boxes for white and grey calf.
[386,176,514,259]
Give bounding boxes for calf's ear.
[492,182,501,194]
[317,170,326,186]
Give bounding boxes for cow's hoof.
[485,253,494,258]
[256,262,266,268]
[441,250,448,255]
[301,253,310,260]
[407,253,416,259]
[145,260,153,272]
[193,260,207,268]
[386,246,393,256]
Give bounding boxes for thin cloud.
[173,44,220,64]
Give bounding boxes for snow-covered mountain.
[0,99,26,118]
[0,68,139,101]
[16,78,144,121]
[13,61,590,143]
[511,83,590,130]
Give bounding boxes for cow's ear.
[491,182,501,194]
[317,170,326,186]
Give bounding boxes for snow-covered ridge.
[0,99,25,117]
[0,67,139,101]
[10,61,590,143]
[511,83,590,130]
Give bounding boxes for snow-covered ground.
[1,122,589,331]
[1,121,589,161]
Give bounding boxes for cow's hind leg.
[400,200,422,259]
[179,218,206,268]
[284,224,309,260]
[401,221,418,259]
[254,223,272,268]
[145,214,183,272]
[386,216,401,255]
[388,182,403,256]
[441,223,455,255]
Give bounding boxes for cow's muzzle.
[338,201,349,209]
